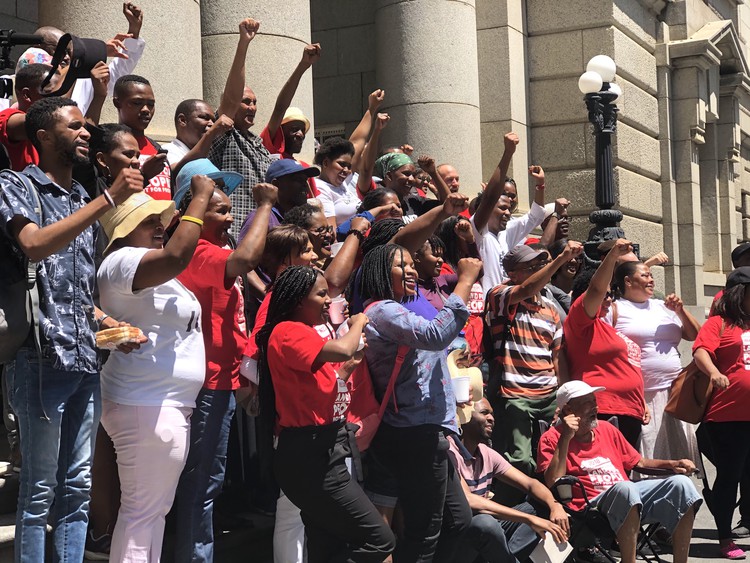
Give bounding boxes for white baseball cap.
[556,381,605,408]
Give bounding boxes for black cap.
[40,34,107,97]
[726,266,750,289]
[731,243,750,268]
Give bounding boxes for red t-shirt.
[137,135,172,200]
[260,125,318,197]
[439,262,484,357]
[537,421,641,511]
[564,295,645,419]
[177,240,248,390]
[244,291,271,361]
[0,108,38,171]
[268,321,351,429]
[693,315,750,422]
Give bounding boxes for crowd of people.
[1,5,750,563]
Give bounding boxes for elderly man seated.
[537,381,702,563]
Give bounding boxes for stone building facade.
[3,0,750,308]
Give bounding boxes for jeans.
[275,422,395,563]
[456,503,539,563]
[368,423,472,562]
[173,388,236,563]
[7,348,100,563]
[591,476,702,535]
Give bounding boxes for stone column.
[39,0,203,140]
[200,1,316,162]
[374,0,482,191]
[476,0,530,207]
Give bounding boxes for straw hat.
[447,349,484,425]
[281,107,310,133]
[100,192,175,253]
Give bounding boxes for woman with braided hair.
[256,266,395,563]
[360,243,483,560]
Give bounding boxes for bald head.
[437,163,460,193]
[34,26,65,56]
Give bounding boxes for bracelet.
[181,215,204,227]
[102,188,116,208]
[535,183,545,190]
[346,229,365,243]
[97,314,110,327]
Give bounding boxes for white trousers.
[102,399,191,563]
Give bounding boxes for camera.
[0,29,45,98]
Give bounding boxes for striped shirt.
[487,284,562,398]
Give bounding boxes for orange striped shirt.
[487,284,562,398]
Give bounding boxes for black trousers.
[367,423,472,562]
[274,422,395,563]
[699,421,750,539]
[598,413,642,449]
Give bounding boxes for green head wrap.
[374,152,414,180]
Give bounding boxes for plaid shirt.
[208,128,273,239]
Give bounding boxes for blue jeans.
[173,388,236,563]
[457,503,540,563]
[7,348,100,563]
[591,476,702,535]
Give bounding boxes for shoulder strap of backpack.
[3,171,44,361]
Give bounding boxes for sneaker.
[720,541,746,560]
[733,522,750,539]
[574,546,611,563]
[84,530,111,561]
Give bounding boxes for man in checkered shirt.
[207,19,273,240]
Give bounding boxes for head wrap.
[16,48,53,73]
[374,152,413,180]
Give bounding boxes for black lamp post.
[578,56,628,264]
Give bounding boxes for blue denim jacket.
[0,166,98,373]
[364,294,470,432]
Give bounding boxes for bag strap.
[484,287,516,366]
[377,345,409,418]
[611,301,618,328]
[3,170,47,421]
[361,300,409,417]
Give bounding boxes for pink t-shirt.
[448,438,511,498]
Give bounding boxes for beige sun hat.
[447,349,484,425]
[281,106,310,134]
[100,192,175,253]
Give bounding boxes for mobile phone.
[157,149,168,156]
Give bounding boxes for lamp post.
[578,55,627,263]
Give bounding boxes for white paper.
[529,532,573,563]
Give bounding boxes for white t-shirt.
[315,173,361,225]
[98,246,206,407]
[163,138,189,167]
[71,37,146,115]
[606,298,683,391]
[472,202,546,295]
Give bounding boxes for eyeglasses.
[308,225,334,236]
[516,259,550,272]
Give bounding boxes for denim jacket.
[364,294,470,432]
[0,166,98,373]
